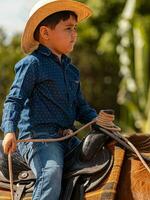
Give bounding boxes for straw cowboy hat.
[21,0,92,54]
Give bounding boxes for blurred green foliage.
[72,0,125,113]
[117,0,150,133]
[0,28,24,129]
[0,0,150,137]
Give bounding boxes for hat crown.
[30,0,70,17]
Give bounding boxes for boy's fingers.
[12,140,17,152]
[3,142,10,154]
[2,140,11,154]
[2,137,16,154]
[3,143,15,154]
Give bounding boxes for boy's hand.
[2,133,17,154]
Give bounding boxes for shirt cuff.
[1,121,16,134]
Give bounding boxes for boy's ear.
[39,26,50,40]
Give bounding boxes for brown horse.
[85,134,150,200]
[0,134,150,200]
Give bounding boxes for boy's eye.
[66,27,71,30]
[65,27,77,32]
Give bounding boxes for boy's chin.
[64,48,74,54]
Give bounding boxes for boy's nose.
[72,30,77,39]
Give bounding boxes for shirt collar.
[37,44,71,65]
[38,44,52,56]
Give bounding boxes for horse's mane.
[128,134,150,153]
[124,134,150,176]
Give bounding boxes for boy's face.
[41,15,78,55]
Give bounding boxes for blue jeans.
[18,132,80,200]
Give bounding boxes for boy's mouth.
[70,40,76,44]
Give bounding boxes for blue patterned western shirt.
[1,45,97,139]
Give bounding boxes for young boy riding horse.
[1,0,107,199]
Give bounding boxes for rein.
[7,110,150,200]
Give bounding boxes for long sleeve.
[1,59,37,134]
[76,83,97,124]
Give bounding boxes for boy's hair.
[34,10,78,41]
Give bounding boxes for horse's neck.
[116,135,150,200]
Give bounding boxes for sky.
[0,0,39,37]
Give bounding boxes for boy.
[1,0,100,199]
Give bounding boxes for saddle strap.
[70,181,85,200]
[14,185,25,200]
[0,181,17,191]
[62,176,80,200]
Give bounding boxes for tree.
[0,31,24,131]
[117,0,150,132]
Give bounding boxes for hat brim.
[21,0,92,54]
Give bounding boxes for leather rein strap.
[8,110,150,200]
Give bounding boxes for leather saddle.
[0,130,113,200]
[61,131,113,200]
[0,140,35,200]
